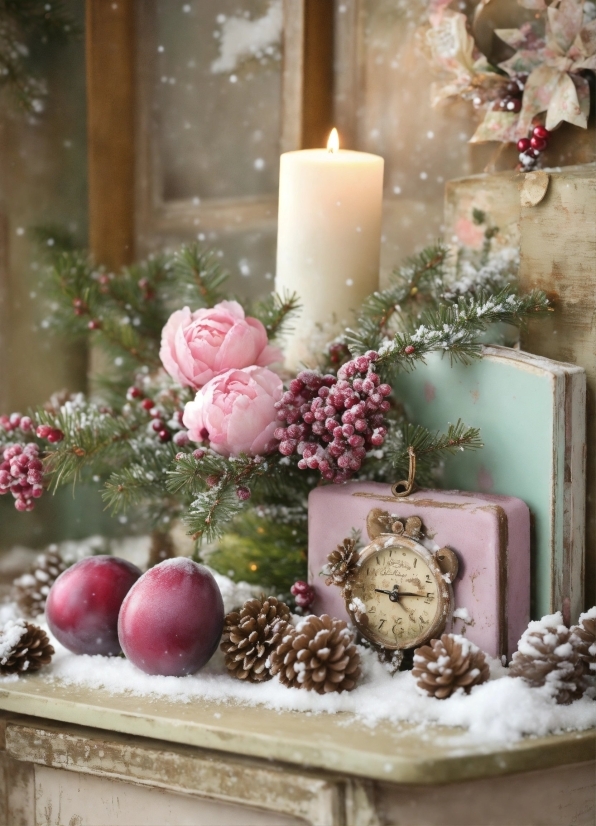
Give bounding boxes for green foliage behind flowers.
[1,236,550,594]
[204,507,308,595]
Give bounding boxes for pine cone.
[509,614,586,704]
[12,545,69,618]
[324,537,359,589]
[0,620,54,675]
[270,613,361,694]
[221,596,290,682]
[413,634,490,699]
[571,608,596,678]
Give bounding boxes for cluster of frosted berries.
[0,443,44,511]
[274,351,391,483]
[0,413,34,436]
[126,386,189,445]
[517,124,550,171]
[291,580,315,610]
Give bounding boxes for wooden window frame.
[86,0,334,266]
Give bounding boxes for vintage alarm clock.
[331,507,459,655]
[309,480,531,660]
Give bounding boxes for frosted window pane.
[154,0,282,202]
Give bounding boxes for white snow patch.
[211,0,282,74]
[26,637,596,748]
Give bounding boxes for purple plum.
[117,558,224,676]
[46,556,141,656]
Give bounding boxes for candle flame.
[327,128,339,153]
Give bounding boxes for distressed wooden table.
[0,675,593,826]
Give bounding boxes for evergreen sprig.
[171,244,229,308]
[0,0,79,112]
[390,420,483,481]
[36,402,138,489]
[375,287,550,372]
[102,443,179,516]
[344,243,449,353]
[250,290,301,341]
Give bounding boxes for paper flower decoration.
[425,0,596,148]
[497,0,596,135]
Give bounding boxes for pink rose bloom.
[183,366,283,457]
[160,300,281,390]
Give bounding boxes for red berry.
[530,136,547,151]
[158,429,171,442]
[141,398,154,411]
[506,98,521,113]
[404,345,415,355]
[291,580,315,608]
[87,319,102,330]
[151,419,163,431]
[192,449,205,460]
[236,486,251,501]
[173,430,189,447]
[19,416,33,432]
[36,424,52,439]
[533,124,549,140]
[47,429,64,443]
[46,556,142,656]
[117,559,224,676]
[517,138,531,152]
[127,386,143,400]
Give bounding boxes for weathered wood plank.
[0,681,593,787]
[86,0,135,269]
[518,164,596,609]
[375,761,596,826]
[6,721,341,826]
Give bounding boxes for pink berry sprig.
[291,580,315,610]
[0,443,44,512]
[0,413,34,435]
[517,124,550,171]
[126,386,188,445]
[274,351,391,483]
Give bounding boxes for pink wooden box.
[308,482,531,660]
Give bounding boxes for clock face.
[347,537,449,650]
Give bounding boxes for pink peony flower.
[160,300,281,390]
[183,366,283,457]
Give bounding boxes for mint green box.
[392,345,586,620]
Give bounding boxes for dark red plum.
[46,556,142,656]
[118,558,224,677]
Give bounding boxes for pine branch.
[401,419,482,459]
[186,485,246,544]
[36,403,138,489]
[376,287,551,372]
[167,451,295,542]
[102,443,178,514]
[250,290,301,341]
[171,244,229,308]
[0,0,79,113]
[345,243,449,355]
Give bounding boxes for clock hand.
[374,587,428,599]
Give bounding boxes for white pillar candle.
[275,130,384,369]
